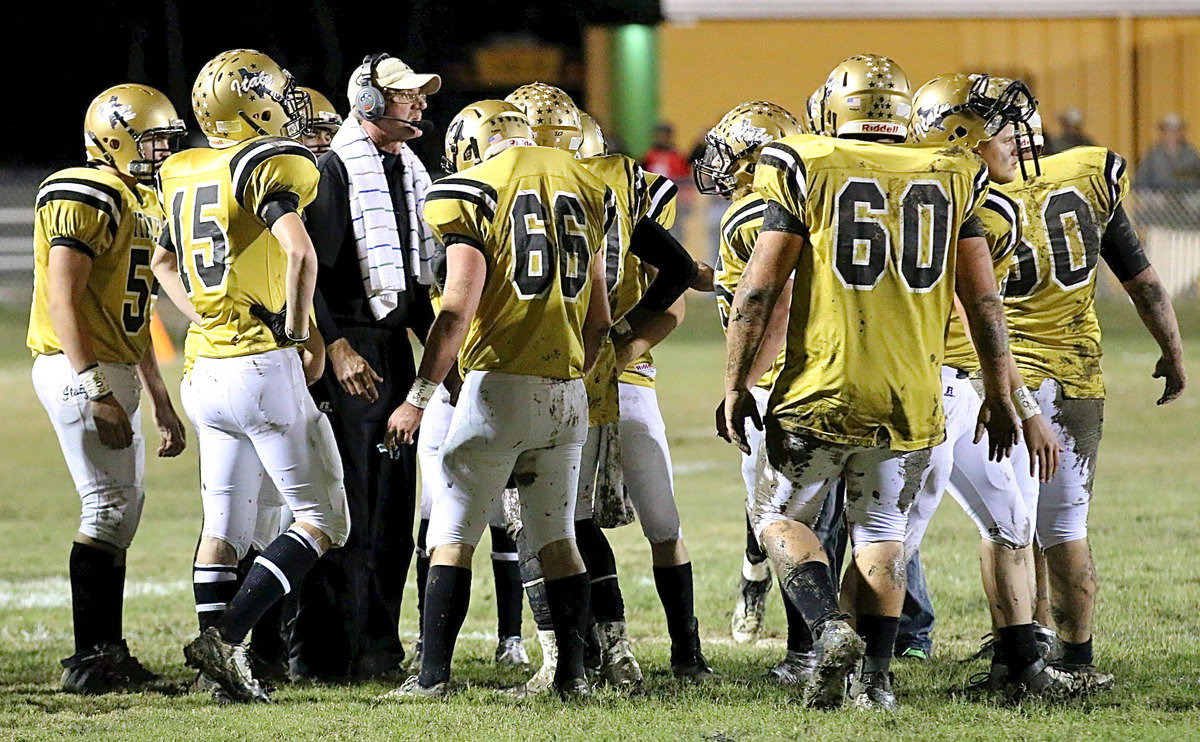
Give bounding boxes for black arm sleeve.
[307,153,351,345]
[958,213,986,240]
[761,202,810,239]
[628,217,697,312]
[258,192,300,228]
[1100,204,1151,282]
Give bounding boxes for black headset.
[353,53,390,121]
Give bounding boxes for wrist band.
[1011,386,1039,421]
[286,331,310,344]
[78,365,112,401]
[405,377,438,410]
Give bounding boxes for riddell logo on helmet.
[859,122,902,134]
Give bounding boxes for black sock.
[491,526,522,639]
[780,560,846,638]
[1061,637,1093,666]
[653,563,697,648]
[996,623,1041,676]
[105,562,126,643]
[217,530,320,645]
[745,513,767,565]
[69,542,118,653]
[782,587,814,653]
[576,519,624,623]
[415,519,430,636]
[857,614,900,674]
[544,572,590,686]
[193,563,240,631]
[417,565,472,687]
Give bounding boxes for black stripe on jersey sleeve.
[971,164,990,204]
[426,189,495,221]
[646,176,678,222]
[49,236,95,259]
[36,190,119,237]
[1104,149,1127,209]
[435,177,499,207]
[229,138,317,210]
[758,142,807,204]
[603,187,617,235]
[981,189,1022,255]
[721,197,767,245]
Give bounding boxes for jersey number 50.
[833,178,952,292]
[510,190,591,301]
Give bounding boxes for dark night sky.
[5,0,659,169]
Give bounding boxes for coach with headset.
[290,53,439,681]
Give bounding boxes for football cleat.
[1034,624,1062,663]
[495,636,531,670]
[506,630,557,696]
[378,674,450,702]
[594,621,643,690]
[1052,663,1115,694]
[768,650,818,686]
[556,677,593,702]
[670,618,717,682]
[1006,659,1090,701]
[191,672,235,704]
[896,646,929,662]
[963,662,1007,698]
[849,671,898,711]
[112,640,161,687]
[60,643,129,695]
[731,575,772,644]
[183,627,271,703]
[800,620,865,709]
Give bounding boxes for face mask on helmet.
[693,134,737,196]
[130,126,187,178]
[276,75,311,140]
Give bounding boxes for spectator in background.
[642,123,692,241]
[1044,107,1095,154]
[1135,114,1200,193]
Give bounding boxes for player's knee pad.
[846,501,909,546]
[80,485,144,551]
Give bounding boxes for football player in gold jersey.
[1000,107,1185,689]
[28,83,187,694]
[904,74,1084,699]
[381,99,614,700]
[496,87,702,691]
[723,54,1024,710]
[700,100,837,684]
[150,49,349,703]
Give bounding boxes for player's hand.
[1153,354,1186,405]
[719,388,762,455]
[1021,413,1061,484]
[690,261,715,292]
[385,402,424,450]
[328,338,383,402]
[90,395,133,450]
[974,394,1020,461]
[154,404,187,457]
[249,303,306,348]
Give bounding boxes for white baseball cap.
[347,55,441,107]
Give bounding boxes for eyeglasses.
[385,89,427,104]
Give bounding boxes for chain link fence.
[1125,189,1200,300]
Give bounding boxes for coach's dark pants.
[290,326,418,680]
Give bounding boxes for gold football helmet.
[301,87,342,133]
[505,83,582,152]
[694,101,801,196]
[192,49,310,143]
[804,87,826,136]
[578,112,607,158]
[822,54,912,141]
[443,100,534,173]
[84,84,186,180]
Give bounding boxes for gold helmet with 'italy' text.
[694,100,801,196]
[192,49,310,144]
[84,84,185,179]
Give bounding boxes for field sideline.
[1,295,1198,740]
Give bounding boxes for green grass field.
[1,295,1198,740]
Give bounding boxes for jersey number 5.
[510,191,591,301]
[169,182,230,294]
[833,178,952,292]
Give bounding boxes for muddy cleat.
[405,639,423,672]
[849,671,898,711]
[671,617,718,682]
[731,575,771,644]
[60,644,128,695]
[595,621,643,689]
[769,650,818,686]
[183,628,271,703]
[1052,663,1114,694]
[963,662,1007,698]
[378,674,450,701]
[506,630,557,696]
[800,620,865,710]
[1006,659,1090,701]
[1034,624,1062,663]
[555,677,592,701]
[495,636,531,669]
